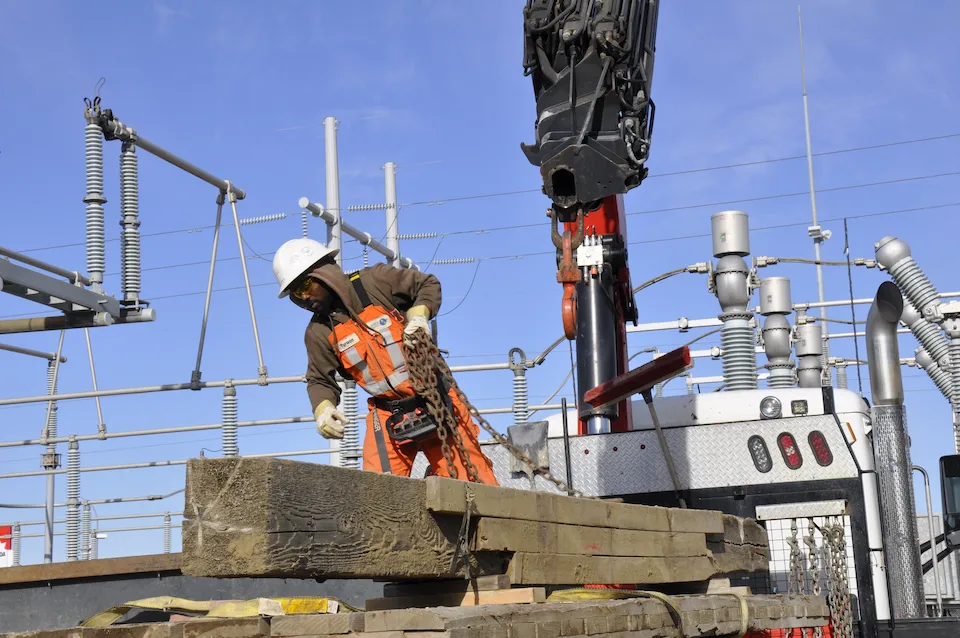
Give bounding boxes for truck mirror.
[940,455,960,548]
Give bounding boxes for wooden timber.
[365,587,546,611]
[473,519,710,557]
[424,477,724,534]
[0,554,180,586]
[181,457,509,580]
[181,458,764,583]
[4,594,832,638]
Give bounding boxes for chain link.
[403,328,585,497]
[402,330,476,481]
[804,519,823,638]
[825,516,854,638]
[787,519,805,595]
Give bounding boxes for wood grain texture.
[181,458,508,579]
[474,519,709,557]
[365,587,546,611]
[506,553,722,585]
[706,541,770,573]
[425,477,723,534]
[271,613,365,636]
[0,553,180,586]
[361,595,829,634]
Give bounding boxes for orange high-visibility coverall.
[328,292,497,484]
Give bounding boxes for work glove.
[403,305,431,346]
[314,400,347,440]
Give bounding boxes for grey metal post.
[510,348,529,426]
[163,513,172,554]
[191,192,226,387]
[797,7,831,386]
[42,342,64,564]
[226,185,268,382]
[796,320,823,388]
[711,211,757,390]
[81,501,91,560]
[84,329,106,438]
[914,465,943,617]
[84,107,107,292]
[119,141,143,304]
[835,360,849,390]
[945,316,960,451]
[221,381,238,457]
[324,117,343,264]
[384,161,400,267]
[867,281,925,618]
[66,437,80,560]
[12,523,20,566]
[760,277,795,388]
[90,533,99,559]
[340,380,360,469]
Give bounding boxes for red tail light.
[777,432,803,470]
[808,430,833,467]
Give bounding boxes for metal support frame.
[0,259,120,318]
[0,343,67,362]
[98,115,246,199]
[384,161,400,267]
[324,116,343,262]
[299,198,416,269]
[798,8,832,387]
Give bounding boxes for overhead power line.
[0,196,949,322]
[14,131,959,256]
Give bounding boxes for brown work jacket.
[303,262,441,412]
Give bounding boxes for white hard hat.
[272,238,339,298]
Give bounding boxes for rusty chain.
[403,328,586,497]
[403,328,480,482]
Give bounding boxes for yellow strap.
[719,592,750,638]
[80,596,349,627]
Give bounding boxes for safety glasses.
[290,277,317,300]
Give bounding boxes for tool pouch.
[375,370,454,445]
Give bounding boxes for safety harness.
[332,274,448,472]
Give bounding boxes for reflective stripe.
[341,346,363,367]
[385,342,406,370]
[353,359,377,389]
[364,369,409,397]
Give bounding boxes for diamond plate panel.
[411,415,858,496]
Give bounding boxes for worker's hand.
[403,305,431,345]
[314,400,347,440]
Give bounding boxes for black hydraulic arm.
[521,0,659,215]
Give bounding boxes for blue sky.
[1,1,959,564]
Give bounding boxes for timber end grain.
[182,458,508,579]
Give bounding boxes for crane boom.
[521,0,659,213]
[522,0,660,435]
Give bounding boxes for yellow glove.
[314,400,347,440]
[404,305,431,344]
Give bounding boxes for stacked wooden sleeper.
[181,458,768,585]
[6,596,830,638]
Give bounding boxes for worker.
[272,237,498,484]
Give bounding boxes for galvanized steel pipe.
[866,281,925,618]
[99,117,246,199]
